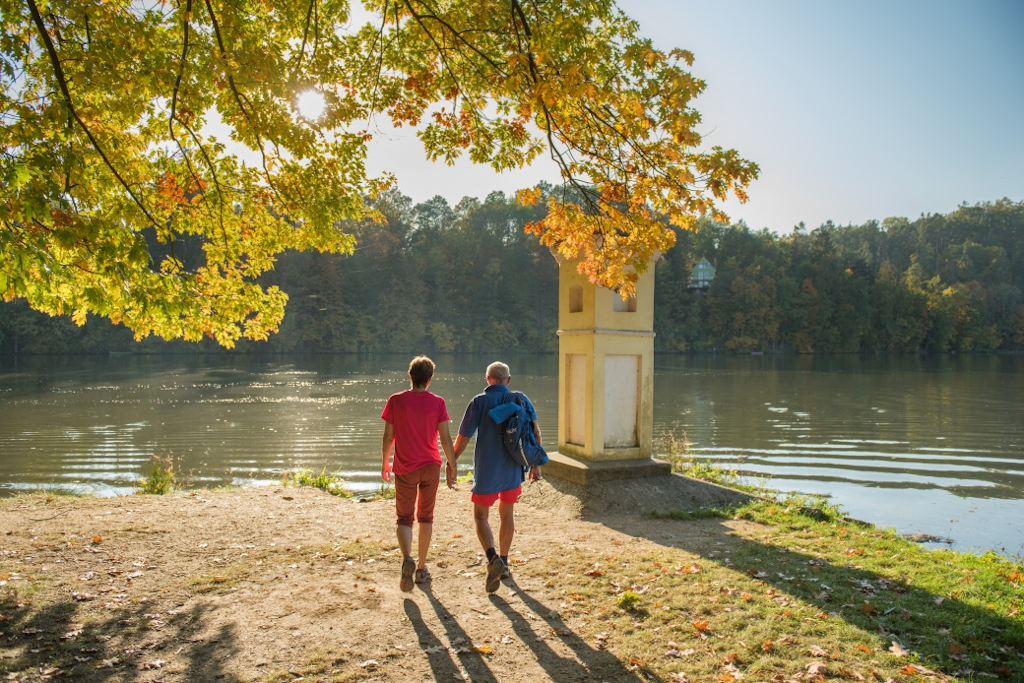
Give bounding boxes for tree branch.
[27,0,159,230]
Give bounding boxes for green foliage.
[3,196,1024,355]
[654,428,692,472]
[0,0,755,346]
[617,590,642,610]
[281,468,352,498]
[655,428,755,491]
[374,483,396,500]
[137,455,179,495]
[654,200,1024,354]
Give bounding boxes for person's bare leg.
[474,504,494,552]
[497,501,515,556]
[397,524,413,559]
[416,522,433,569]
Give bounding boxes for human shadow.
[488,576,648,682]
[416,584,499,682]
[590,510,1024,679]
[402,598,467,682]
[0,591,239,681]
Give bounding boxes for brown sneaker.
[486,555,503,593]
[414,567,431,584]
[400,557,416,592]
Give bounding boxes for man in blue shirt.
[452,362,542,592]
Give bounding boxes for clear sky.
[364,0,1024,233]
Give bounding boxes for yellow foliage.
[1,0,756,344]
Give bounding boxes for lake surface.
[1,354,1021,557]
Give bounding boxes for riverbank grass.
[657,430,763,494]
[137,455,182,495]
[534,499,1023,682]
[280,468,352,498]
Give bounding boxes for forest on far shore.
[1,191,1022,355]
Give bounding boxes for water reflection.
[0,354,1021,555]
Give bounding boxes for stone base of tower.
[543,451,671,486]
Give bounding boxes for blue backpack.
[487,392,548,469]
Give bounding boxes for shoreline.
[2,470,1019,564]
[1,480,1021,682]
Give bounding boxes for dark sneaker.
[501,561,511,580]
[414,567,431,584]
[400,557,416,592]
[485,555,504,593]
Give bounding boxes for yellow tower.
[545,255,670,484]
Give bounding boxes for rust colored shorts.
[395,463,441,528]
[470,486,522,508]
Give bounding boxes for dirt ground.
[0,475,753,682]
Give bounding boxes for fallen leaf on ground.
[899,664,937,676]
[888,641,909,656]
[806,661,827,676]
[724,663,744,679]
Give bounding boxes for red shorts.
[471,486,522,508]
[395,464,441,527]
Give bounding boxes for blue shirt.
[458,384,537,496]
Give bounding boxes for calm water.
[1,354,1021,556]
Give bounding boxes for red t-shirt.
[381,390,451,475]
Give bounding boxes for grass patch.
[281,468,352,498]
[373,482,396,500]
[519,499,1024,682]
[656,429,762,493]
[137,454,184,495]
[618,590,643,610]
[648,506,740,521]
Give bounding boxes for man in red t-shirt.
[381,356,457,591]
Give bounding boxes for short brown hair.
[408,356,435,388]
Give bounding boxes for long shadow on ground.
[591,509,1024,680]
[0,594,237,681]
[489,576,647,682]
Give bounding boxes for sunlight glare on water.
[1,354,1021,556]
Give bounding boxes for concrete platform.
[543,451,671,486]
